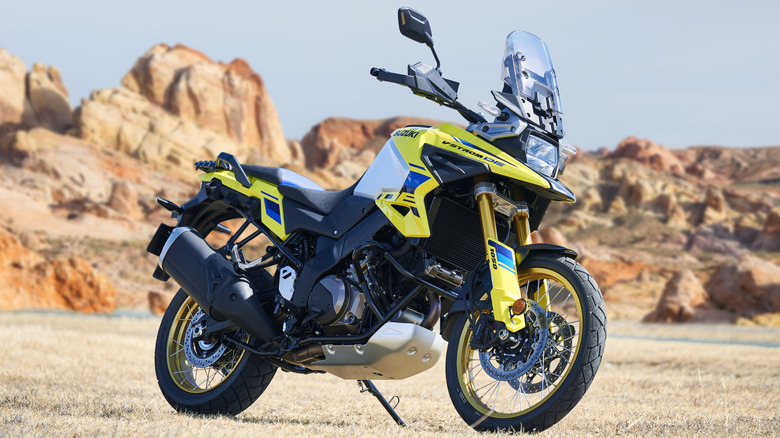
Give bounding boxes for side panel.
[355,133,439,238]
[200,172,289,240]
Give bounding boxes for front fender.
[440,244,578,340]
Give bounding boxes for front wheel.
[445,255,606,432]
[154,289,277,415]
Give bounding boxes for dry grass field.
[1,312,779,437]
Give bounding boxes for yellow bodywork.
[199,171,289,240]
[374,123,551,238]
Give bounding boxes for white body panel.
[353,139,409,199]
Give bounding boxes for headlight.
[525,136,558,177]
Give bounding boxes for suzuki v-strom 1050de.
[147,7,605,432]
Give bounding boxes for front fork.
[475,180,547,333]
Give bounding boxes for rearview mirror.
[398,7,433,47]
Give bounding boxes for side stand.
[357,380,406,426]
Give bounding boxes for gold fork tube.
[477,193,497,245]
[475,178,498,255]
[514,210,532,247]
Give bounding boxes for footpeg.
[357,380,406,426]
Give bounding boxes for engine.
[307,275,366,335]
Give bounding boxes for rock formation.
[78,43,290,175]
[610,137,685,175]
[119,44,288,163]
[643,270,710,322]
[0,49,72,135]
[0,230,116,312]
[300,116,445,169]
[705,256,780,315]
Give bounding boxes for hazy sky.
[2,1,778,151]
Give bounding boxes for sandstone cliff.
[2,43,780,324]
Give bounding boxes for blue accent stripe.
[496,251,513,267]
[494,243,515,263]
[264,198,282,224]
[403,171,430,190]
[261,191,278,201]
[409,163,427,171]
[488,240,516,273]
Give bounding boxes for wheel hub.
[184,310,228,368]
[478,299,548,381]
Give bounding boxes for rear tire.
[154,289,277,415]
[445,255,606,432]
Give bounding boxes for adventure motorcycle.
[146,7,605,432]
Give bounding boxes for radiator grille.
[420,197,509,272]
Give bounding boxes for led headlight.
[525,136,558,177]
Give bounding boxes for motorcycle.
[146,7,605,432]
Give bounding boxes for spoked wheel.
[155,289,277,415]
[445,255,606,432]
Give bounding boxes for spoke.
[170,338,184,348]
[475,379,499,397]
[169,346,184,358]
[539,280,557,303]
[468,365,484,383]
[487,380,501,409]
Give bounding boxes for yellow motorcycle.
[147,7,605,432]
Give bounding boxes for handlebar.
[370,67,415,88]
[370,66,487,125]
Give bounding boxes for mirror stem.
[429,44,441,70]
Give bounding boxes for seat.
[278,181,358,216]
[242,164,284,185]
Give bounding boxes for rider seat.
[243,164,357,216]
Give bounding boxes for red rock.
[751,208,780,251]
[300,116,445,168]
[532,227,569,247]
[643,270,710,322]
[705,256,780,314]
[610,137,685,175]
[579,257,648,288]
[148,290,173,315]
[0,230,116,313]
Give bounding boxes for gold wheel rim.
[166,296,247,394]
[456,267,584,419]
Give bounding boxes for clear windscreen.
[501,31,563,114]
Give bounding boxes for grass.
[1,313,779,437]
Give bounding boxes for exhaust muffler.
[158,227,281,344]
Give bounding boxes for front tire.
[154,289,277,415]
[445,255,606,432]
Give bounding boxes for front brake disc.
[478,299,548,381]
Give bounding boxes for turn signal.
[512,298,527,315]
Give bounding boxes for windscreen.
[501,31,563,114]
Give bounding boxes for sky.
[1,0,778,151]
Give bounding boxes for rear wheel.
[445,255,606,432]
[154,289,277,415]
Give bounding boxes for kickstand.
[357,380,406,426]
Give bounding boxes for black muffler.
[158,227,281,344]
